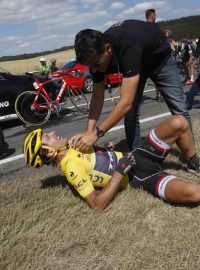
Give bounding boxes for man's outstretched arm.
[71,81,105,148]
[72,75,140,151]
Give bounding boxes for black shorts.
[128,134,176,199]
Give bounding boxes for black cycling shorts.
[128,130,176,199]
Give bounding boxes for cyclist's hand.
[71,131,98,151]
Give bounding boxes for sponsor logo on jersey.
[69,171,78,180]
[93,146,118,175]
[89,174,104,183]
[75,179,87,189]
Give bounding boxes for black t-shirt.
[91,20,171,83]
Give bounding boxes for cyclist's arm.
[65,159,123,211]
[86,150,137,210]
[84,171,123,211]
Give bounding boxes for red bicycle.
[15,70,89,127]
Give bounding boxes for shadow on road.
[0,141,15,160]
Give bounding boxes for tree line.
[1,15,199,62]
[158,15,200,41]
[0,45,74,62]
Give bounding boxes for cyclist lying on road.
[24,115,200,211]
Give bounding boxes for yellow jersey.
[59,146,128,198]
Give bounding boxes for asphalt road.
[0,81,200,176]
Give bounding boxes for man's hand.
[71,130,98,151]
[70,133,85,148]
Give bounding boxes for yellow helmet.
[23,129,44,168]
[23,129,55,168]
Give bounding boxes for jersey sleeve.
[64,160,95,198]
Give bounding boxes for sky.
[0,0,200,57]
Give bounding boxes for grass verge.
[1,119,200,269]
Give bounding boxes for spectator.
[39,57,50,76]
[145,8,156,23]
[185,73,200,109]
[179,39,196,85]
[50,57,59,73]
[145,8,163,102]
[72,21,191,151]
[163,29,177,52]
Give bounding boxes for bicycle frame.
[32,71,80,111]
[15,69,89,127]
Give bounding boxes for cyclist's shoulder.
[60,147,90,169]
[61,147,81,161]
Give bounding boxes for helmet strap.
[41,140,71,163]
[58,140,71,152]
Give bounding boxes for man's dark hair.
[74,29,105,64]
[145,8,155,19]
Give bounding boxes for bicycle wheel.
[67,86,89,114]
[15,91,51,127]
[177,62,189,85]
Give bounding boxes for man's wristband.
[96,126,105,138]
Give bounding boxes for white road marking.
[0,154,24,165]
[109,112,170,132]
[0,111,170,165]
[104,88,155,101]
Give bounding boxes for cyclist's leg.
[164,177,200,204]
[130,170,200,204]
[146,114,199,174]
[153,115,195,158]
[127,124,200,204]
[152,55,192,128]
[124,74,147,150]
